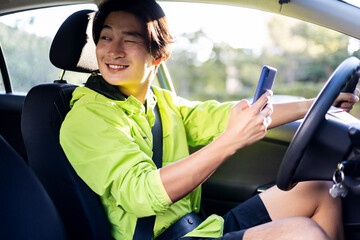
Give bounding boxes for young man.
[60,0,359,239]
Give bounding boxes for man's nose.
[109,41,125,58]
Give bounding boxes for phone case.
[252,65,277,104]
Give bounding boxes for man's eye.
[100,36,111,41]
[125,40,136,43]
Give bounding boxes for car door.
[0,45,26,161]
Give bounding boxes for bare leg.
[244,216,329,240]
[258,181,343,240]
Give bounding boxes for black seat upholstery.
[21,10,112,240]
[0,134,66,240]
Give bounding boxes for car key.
[329,163,348,198]
[329,183,348,198]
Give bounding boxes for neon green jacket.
[60,79,234,239]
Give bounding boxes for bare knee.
[302,181,342,217]
[261,181,342,221]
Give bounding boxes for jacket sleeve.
[173,95,235,146]
[60,100,172,218]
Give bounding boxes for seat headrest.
[50,9,98,73]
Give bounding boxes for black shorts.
[183,194,271,240]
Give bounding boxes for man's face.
[96,11,156,96]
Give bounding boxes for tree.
[0,23,59,93]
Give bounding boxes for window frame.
[0,44,11,93]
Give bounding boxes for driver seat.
[21,10,112,240]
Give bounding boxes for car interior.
[1,0,360,239]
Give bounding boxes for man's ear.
[152,57,163,66]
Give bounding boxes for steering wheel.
[277,56,360,191]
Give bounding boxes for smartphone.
[252,65,277,104]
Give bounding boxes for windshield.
[342,0,360,8]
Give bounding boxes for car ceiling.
[1,0,360,40]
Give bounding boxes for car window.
[1,2,360,118]
[0,4,97,94]
[159,2,360,117]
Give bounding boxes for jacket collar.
[85,74,127,101]
[84,74,157,122]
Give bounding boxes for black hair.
[93,0,173,60]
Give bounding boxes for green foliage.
[167,16,360,119]
[0,23,59,93]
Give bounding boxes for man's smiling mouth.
[108,64,129,69]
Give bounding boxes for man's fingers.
[253,90,273,112]
[339,91,359,103]
[234,99,251,111]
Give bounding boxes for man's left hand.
[333,88,360,112]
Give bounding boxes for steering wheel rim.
[276,56,360,191]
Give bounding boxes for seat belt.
[133,102,163,240]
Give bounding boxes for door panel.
[194,121,300,216]
[0,94,26,161]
